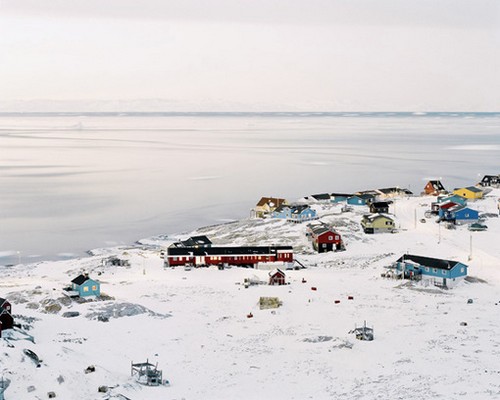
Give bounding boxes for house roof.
[456,186,482,193]
[309,225,336,236]
[71,274,90,285]
[428,180,445,189]
[439,201,458,210]
[311,193,331,201]
[350,193,375,200]
[378,187,413,195]
[269,269,285,277]
[371,201,390,208]
[181,235,212,247]
[256,197,287,207]
[330,192,353,197]
[168,246,293,256]
[396,254,463,270]
[291,205,312,214]
[0,298,6,305]
[362,213,394,222]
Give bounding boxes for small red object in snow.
[334,300,340,304]
[247,313,253,318]
[348,296,354,300]
[311,287,317,291]
[302,278,307,283]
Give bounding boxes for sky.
[0,0,499,111]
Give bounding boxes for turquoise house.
[330,193,353,203]
[437,194,467,206]
[394,254,467,288]
[71,274,101,297]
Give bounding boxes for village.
[1,174,500,399]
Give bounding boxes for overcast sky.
[1,0,499,111]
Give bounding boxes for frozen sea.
[1,112,499,265]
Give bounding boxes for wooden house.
[478,174,500,188]
[424,180,446,196]
[453,186,483,200]
[438,201,459,218]
[329,193,353,203]
[70,274,101,297]
[361,214,395,234]
[377,187,413,199]
[394,254,468,288]
[0,298,13,336]
[436,194,467,206]
[308,225,343,253]
[0,298,11,314]
[254,197,288,218]
[269,269,286,285]
[442,205,479,225]
[369,201,390,214]
[347,194,375,206]
[165,246,294,269]
[272,204,317,223]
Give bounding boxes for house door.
[195,256,205,266]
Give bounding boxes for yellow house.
[254,197,288,218]
[453,186,483,200]
[361,214,395,234]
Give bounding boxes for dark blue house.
[347,194,375,206]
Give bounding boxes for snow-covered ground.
[1,190,500,399]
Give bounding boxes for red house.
[308,225,344,253]
[424,180,446,196]
[269,269,286,285]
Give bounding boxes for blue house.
[71,274,101,297]
[443,205,479,225]
[347,194,375,206]
[272,205,316,223]
[394,254,468,288]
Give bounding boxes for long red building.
[164,246,294,268]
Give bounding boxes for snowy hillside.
[1,191,500,399]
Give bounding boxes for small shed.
[268,269,286,285]
[308,225,343,253]
[131,360,163,386]
[71,274,100,297]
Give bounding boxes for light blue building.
[71,274,101,297]
[347,194,375,206]
[271,205,317,223]
[394,254,467,288]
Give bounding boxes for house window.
[6,305,11,311]
[385,221,392,226]
[425,267,429,272]
[461,267,464,273]
[322,244,327,248]
[433,268,437,273]
[328,236,333,240]
[174,257,178,261]
[83,287,89,292]
[335,235,339,240]
[92,285,97,291]
[442,270,446,275]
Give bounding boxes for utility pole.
[468,233,473,261]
